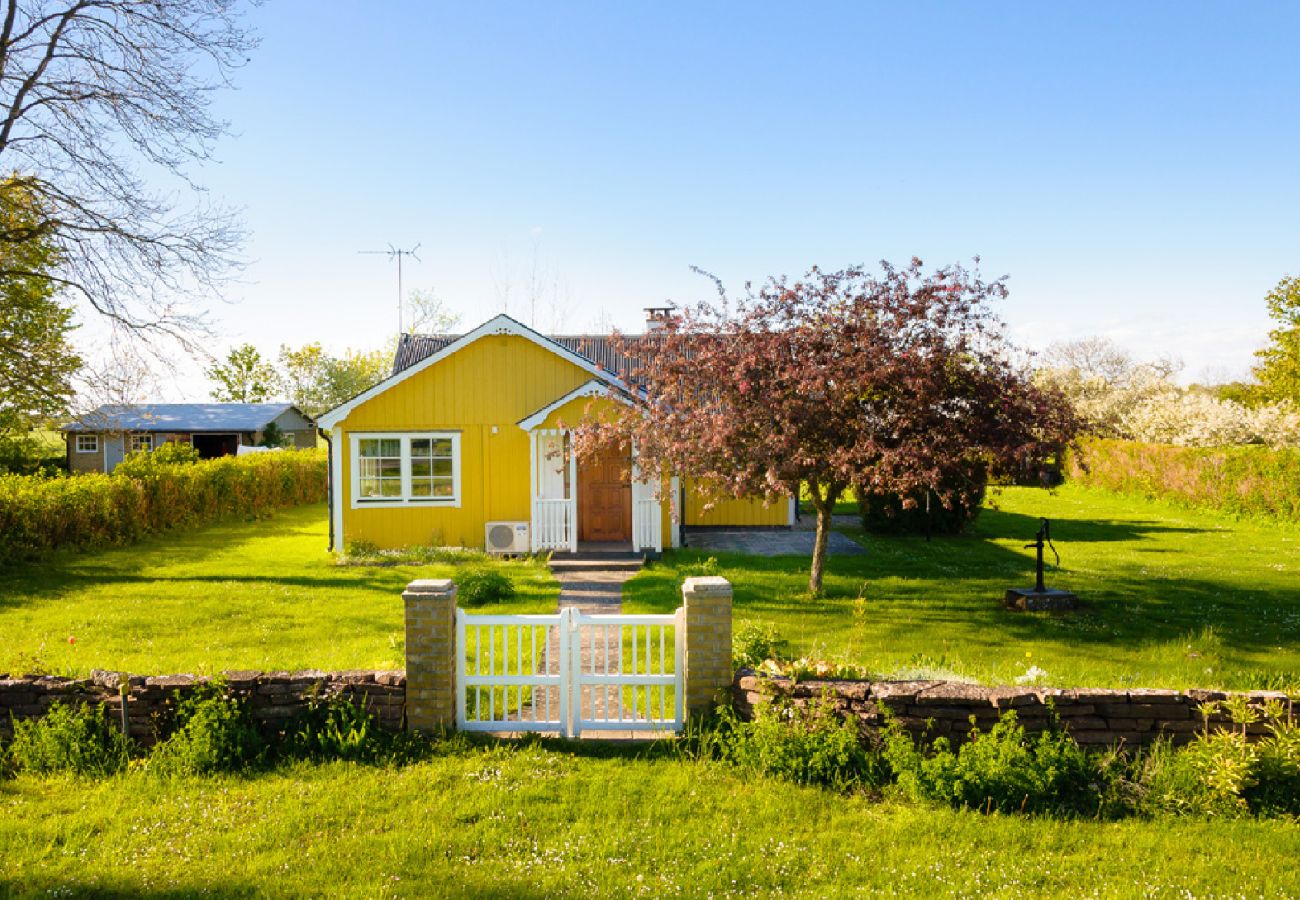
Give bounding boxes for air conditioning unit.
[485,521,530,555]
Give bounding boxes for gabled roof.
[394,331,641,379]
[64,403,310,433]
[318,313,633,430]
[516,379,632,431]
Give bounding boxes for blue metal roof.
[64,403,309,433]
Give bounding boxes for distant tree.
[1251,275,1300,405]
[0,177,81,461]
[258,421,287,448]
[0,1,257,341]
[1042,337,1180,387]
[206,344,277,403]
[576,260,1078,594]
[278,343,388,418]
[407,288,461,334]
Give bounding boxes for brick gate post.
[681,575,733,718]
[403,578,458,731]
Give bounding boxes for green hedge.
[1066,437,1300,522]
[0,449,327,565]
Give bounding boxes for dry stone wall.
[0,670,405,744]
[734,671,1297,746]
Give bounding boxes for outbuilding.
[63,403,317,474]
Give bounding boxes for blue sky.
[146,1,1300,395]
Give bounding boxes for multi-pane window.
[353,433,459,505]
[75,434,99,453]
[409,437,455,498]
[129,434,154,453]
[358,438,403,498]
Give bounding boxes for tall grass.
[1066,437,1300,522]
[0,449,327,565]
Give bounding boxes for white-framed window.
[129,433,154,453]
[75,434,99,454]
[350,432,461,507]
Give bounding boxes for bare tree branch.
[0,0,257,344]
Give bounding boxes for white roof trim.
[516,379,631,431]
[316,313,629,429]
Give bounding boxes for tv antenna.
[359,243,421,335]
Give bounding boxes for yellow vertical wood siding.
[339,335,592,549]
[336,333,790,548]
[682,478,791,527]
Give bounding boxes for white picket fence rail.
[455,607,683,737]
[571,610,681,734]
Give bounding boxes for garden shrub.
[148,682,264,776]
[112,440,201,475]
[705,695,883,791]
[283,693,385,763]
[732,621,789,669]
[858,463,987,535]
[458,567,516,606]
[882,709,1102,816]
[0,447,326,565]
[6,701,130,776]
[1250,714,1300,816]
[1067,437,1300,522]
[1139,704,1300,818]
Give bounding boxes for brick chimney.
[644,303,678,332]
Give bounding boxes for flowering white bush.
[1037,339,1300,448]
[1120,389,1300,447]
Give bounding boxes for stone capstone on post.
[681,575,733,717]
[403,578,458,732]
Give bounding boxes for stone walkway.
[553,567,635,614]
[515,558,641,727]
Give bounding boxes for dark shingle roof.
[64,403,309,433]
[393,332,650,379]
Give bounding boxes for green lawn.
[0,504,558,677]
[3,746,1299,897]
[627,484,1300,690]
[5,489,1300,895]
[6,486,1300,691]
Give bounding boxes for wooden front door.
[578,444,631,543]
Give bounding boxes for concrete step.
[548,554,645,573]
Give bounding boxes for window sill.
[351,498,462,510]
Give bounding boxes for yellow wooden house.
[317,314,793,554]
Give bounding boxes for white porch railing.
[632,497,662,553]
[532,498,576,551]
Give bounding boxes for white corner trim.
[329,429,344,550]
[788,496,797,526]
[516,379,630,431]
[317,313,631,430]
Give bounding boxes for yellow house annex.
[317,313,793,554]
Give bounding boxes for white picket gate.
[455,607,683,737]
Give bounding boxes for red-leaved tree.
[576,259,1078,595]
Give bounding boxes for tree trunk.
[807,482,843,596]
